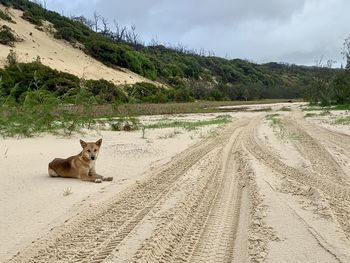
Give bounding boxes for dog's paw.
[102,176,113,181]
[94,178,102,183]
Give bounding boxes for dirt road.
[7,109,350,263]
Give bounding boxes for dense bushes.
[330,71,350,104]
[0,25,16,46]
[125,51,156,80]
[0,61,195,105]
[85,37,157,80]
[0,9,14,22]
[0,62,80,100]
[85,38,128,66]
[85,79,128,103]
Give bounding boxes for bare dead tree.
[93,11,100,32]
[208,50,215,56]
[129,24,140,46]
[113,20,127,42]
[101,16,109,35]
[326,59,336,69]
[314,55,324,68]
[71,16,94,30]
[342,36,350,69]
[149,35,159,47]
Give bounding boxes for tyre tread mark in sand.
[131,119,274,263]
[245,117,350,239]
[283,116,349,185]
[131,127,244,263]
[7,120,248,263]
[297,110,350,154]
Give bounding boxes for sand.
[2,104,350,263]
[0,119,218,262]
[0,6,152,85]
[1,4,349,263]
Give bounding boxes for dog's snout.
[91,156,96,160]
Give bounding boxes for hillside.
[0,0,338,104]
[0,5,151,85]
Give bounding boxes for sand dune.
[0,6,150,85]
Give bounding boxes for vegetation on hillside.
[303,58,350,106]
[0,0,338,102]
[0,59,194,105]
[0,25,17,45]
[0,0,349,138]
[0,8,15,22]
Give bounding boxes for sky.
[43,0,350,67]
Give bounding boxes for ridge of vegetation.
[1,0,350,138]
[0,0,338,102]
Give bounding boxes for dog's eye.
[87,150,91,153]
[94,149,97,152]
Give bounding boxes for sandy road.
[7,109,350,263]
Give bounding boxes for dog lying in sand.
[48,139,113,183]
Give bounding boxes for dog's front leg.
[80,171,102,183]
[89,167,113,182]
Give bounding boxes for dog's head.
[80,139,102,161]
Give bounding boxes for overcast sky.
[44,0,350,67]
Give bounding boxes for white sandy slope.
[0,6,150,85]
[1,105,350,263]
[0,116,220,262]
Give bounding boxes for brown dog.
[48,139,113,183]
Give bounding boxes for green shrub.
[85,38,129,66]
[86,79,128,103]
[126,82,159,102]
[0,62,80,100]
[54,26,88,43]
[125,51,157,80]
[209,89,225,101]
[332,71,350,104]
[6,49,18,65]
[0,9,14,22]
[173,88,194,102]
[0,25,16,46]
[22,10,43,26]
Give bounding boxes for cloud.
[44,0,350,66]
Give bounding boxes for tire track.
[282,116,349,185]
[131,118,273,263]
[299,111,350,154]
[245,116,350,239]
[7,120,248,263]
[130,124,246,262]
[189,129,247,263]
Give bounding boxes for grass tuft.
[333,116,350,125]
[144,115,231,131]
[63,187,72,196]
[278,106,291,111]
[304,113,317,118]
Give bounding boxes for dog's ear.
[96,138,102,147]
[80,139,87,148]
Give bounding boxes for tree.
[304,57,335,105]
[342,36,350,69]
[243,88,249,101]
[112,20,127,42]
[71,16,94,30]
[101,16,109,35]
[126,24,141,46]
[93,11,100,32]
